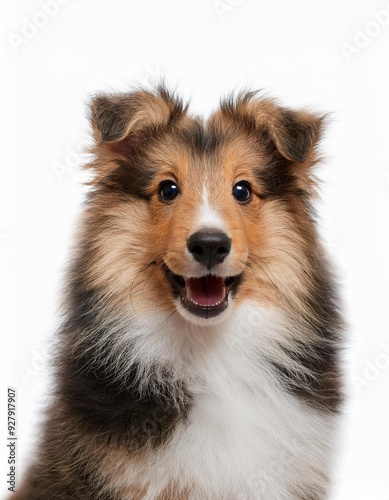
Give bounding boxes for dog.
[14,86,344,499]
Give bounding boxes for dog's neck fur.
[58,301,339,499]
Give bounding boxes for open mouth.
[164,266,242,318]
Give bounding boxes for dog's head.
[83,87,324,326]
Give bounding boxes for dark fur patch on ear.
[92,96,131,142]
[274,110,324,163]
[90,86,187,143]
[216,91,324,163]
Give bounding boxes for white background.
[1,0,389,498]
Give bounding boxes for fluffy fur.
[14,86,344,499]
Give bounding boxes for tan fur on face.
[146,137,254,279]
[77,194,175,317]
[81,87,326,328]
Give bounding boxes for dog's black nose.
[187,231,231,269]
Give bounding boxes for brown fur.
[13,87,343,499]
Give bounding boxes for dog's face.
[84,88,323,326]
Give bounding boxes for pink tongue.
[186,276,225,307]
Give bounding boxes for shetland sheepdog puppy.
[15,86,344,500]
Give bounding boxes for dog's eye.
[159,180,180,201]
[233,181,252,203]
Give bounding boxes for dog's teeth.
[189,299,223,307]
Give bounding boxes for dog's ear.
[86,87,187,182]
[90,86,187,144]
[216,92,324,164]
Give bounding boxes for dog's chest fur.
[104,304,337,499]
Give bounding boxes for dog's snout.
[187,231,231,269]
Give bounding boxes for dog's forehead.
[154,120,262,179]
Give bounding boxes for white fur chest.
[113,304,338,499]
